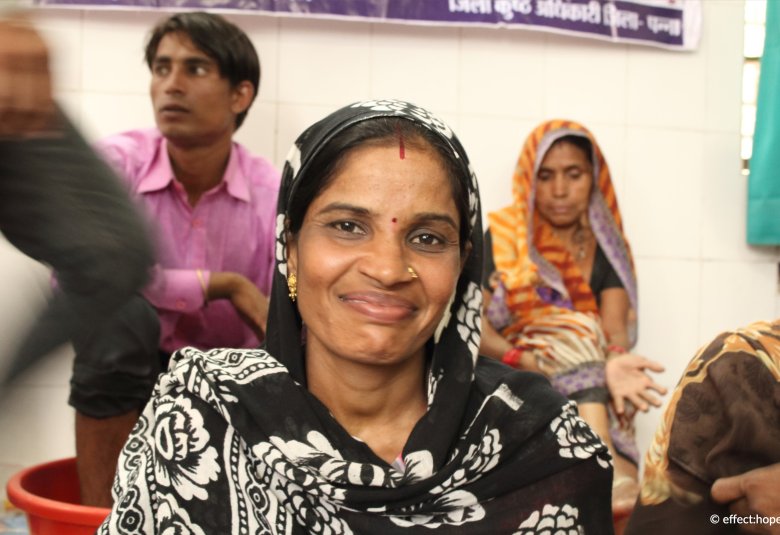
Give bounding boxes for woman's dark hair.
[287,117,471,253]
[549,134,593,165]
[144,12,260,130]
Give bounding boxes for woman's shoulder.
[161,347,289,392]
[470,357,612,479]
[473,357,569,419]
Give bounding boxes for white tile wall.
[0,239,51,378]
[632,256,703,464]
[702,0,745,134]
[34,9,83,92]
[700,132,779,261]
[223,14,281,102]
[370,23,460,112]
[0,383,73,463]
[623,127,705,259]
[457,114,538,220]
[633,258,702,383]
[274,102,341,164]
[543,34,629,125]
[458,27,546,118]
[78,92,155,141]
[584,123,629,202]
[278,18,372,106]
[2,0,778,485]
[81,10,159,94]
[233,100,278,162]
[699,260,778,341]
[626,45,707,130]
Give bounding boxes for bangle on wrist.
[607,344,627,355]
[501,347,524,368]
[196,269,209,306]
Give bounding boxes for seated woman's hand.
[605,353,667,414]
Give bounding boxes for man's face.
[149,32,248,147]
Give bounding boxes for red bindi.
[396,124,405,160]
[391,217,397,223]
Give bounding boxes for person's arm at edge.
[601,287,667,414]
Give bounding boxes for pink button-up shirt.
[97,129,280,354]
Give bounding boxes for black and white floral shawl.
[99,100,614,535]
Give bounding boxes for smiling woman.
[98,101,614,534]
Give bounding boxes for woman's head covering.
[488,119,638,344]
[266,100,484,447]
[255,104,609,530]
[99,103,614,535]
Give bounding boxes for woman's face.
[287,141,464,369]
[534,141,593,229]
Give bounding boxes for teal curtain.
[748,0,780,244]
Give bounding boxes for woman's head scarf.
[259,103,610,531]
[267,99,482,402]
[99,102,613,535]
[488,119,638,345]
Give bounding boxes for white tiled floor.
[0,508,28,535]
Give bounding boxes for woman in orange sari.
[481,120,667,514]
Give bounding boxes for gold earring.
[287,273,297,302]
[407,266,418,279]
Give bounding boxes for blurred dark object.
[0,107,154,386]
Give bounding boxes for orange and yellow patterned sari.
[627,320,780,533]
[486,119,639,461]
[487,119,637,339]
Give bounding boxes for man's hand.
[0,16,56,137]
[208,272,268,340]
[605,353,667,414]
[711,464,780,534]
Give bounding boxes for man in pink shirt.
[71,12,280,506]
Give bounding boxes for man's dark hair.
[145,12,260,130]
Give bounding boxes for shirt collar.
[222,144,251,202]
[136,137,251,202]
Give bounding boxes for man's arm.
[207,272,268,338]
[0,17,154,383]
[0,14,55,138]
[142,268,268,338]
[712,464,780,535]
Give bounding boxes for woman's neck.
[306,350,427,464]
[549,220,594,265]
[549,221,580,243]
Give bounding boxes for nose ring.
[407,266,419,279]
